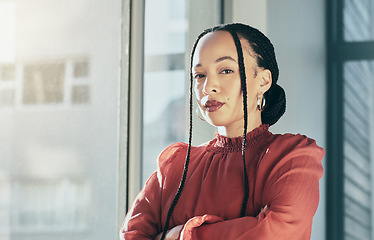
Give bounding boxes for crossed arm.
[120,142,324,240]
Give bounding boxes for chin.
[205,118,230,128]
[204,112,243,128]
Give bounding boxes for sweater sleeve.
[120,143,185,240]
[179,136,324,240]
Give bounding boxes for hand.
[155,225,183,240]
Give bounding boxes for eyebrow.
[216,56,237,63]
[194,56,237,68]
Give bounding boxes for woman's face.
[192,30,270,132]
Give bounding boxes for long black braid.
[227,30,250,217]
[160,23,286,239]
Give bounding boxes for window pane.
[72,85,90,104]
[23,63,65,104]
[11,179,90,230]
[73,60,89,78]
[0,65,15,81]
[0,1,122,239]
[142,0,188,184]
[343,60,374,239]
[0,89,14,107]
[344,0,374,42]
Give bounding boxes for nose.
[202,75,220,95]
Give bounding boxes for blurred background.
[0,0,373,239]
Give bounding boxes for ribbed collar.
[213,124,270,150]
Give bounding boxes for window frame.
[326,0,374,239]
[126,0,145,210]
[117,0,131,236]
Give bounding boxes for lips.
[204,100,224,112]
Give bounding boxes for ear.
[259,69,272,93]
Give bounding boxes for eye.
[220,69,233,74]
[194,73,205,79]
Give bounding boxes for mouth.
[204,100,225,112]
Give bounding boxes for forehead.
[198,31,236,49]
[193,31,237,62]
[193,30,253,66]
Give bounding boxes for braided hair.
[160,23,286,240]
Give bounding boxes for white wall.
[232,0,268,34]
[233,1,326,239]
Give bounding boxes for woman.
[120,23,324,240]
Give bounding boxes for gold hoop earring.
[257,93,266,112]
[196,108,206,121]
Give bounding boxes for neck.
[217,116,262,138]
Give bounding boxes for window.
[0,59,90,108]
[0,65,16,107]
[142,0,188,185]
[343,60,374,239]
[0,65,15,81]
[23,63,65,104]
[10,178,90,231]
[327,0,374,239]
[128,0,224,204]
[343,0,374,42]
[73,60,89,78]
[0,1,125,240]
[1,0,226,239]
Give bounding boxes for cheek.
[226,87,244,113]
[246,85,259,108]
[224,80,242,100]
[193,84,203,107]
[193,82,204,101]
[244,76,261,108]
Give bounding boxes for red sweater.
[121,125,325,240]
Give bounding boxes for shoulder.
[156,142,209,185]
[158,142,189,167]
[157,141,211,173]
[269,133,325,159]
[259,133,325,175]
[158,141,211,165]
[154,143,188,184]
